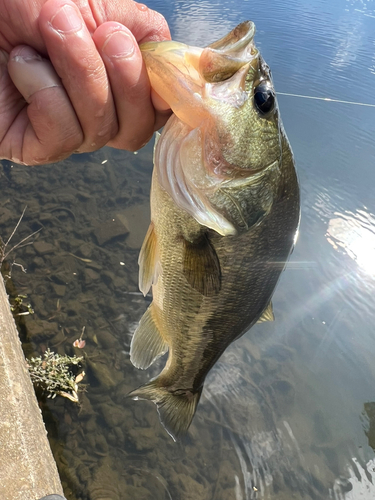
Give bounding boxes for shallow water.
[1,0,375,498]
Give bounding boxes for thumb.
[9,47,61,102]
[6,46,83,164]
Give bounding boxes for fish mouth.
[141,21,258,127]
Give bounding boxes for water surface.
[1,0,375,498]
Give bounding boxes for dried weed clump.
[27,348,85,403]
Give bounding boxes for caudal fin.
[129,380,202,441]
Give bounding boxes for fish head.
[141,22,285,235]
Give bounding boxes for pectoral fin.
[138,222,160,296]
[183,234,221,296]
[130,305,168,369]
[257,302,275,323]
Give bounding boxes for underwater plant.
[27,348,85,403]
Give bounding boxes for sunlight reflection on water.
[326,210,375,276]
[332,458,375,500]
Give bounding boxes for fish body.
[129,22,300,440]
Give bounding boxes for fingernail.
[50,4,83,33]
[11,46,43,63]
[103,30,135,59]
[8,49,61,102]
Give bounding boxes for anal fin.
[257,302,275,323]
[183,234,221,297]
[130,305,168,369]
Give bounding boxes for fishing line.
[277,92,375,108]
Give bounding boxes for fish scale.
[129,21,300,440]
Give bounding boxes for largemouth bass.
[129,21,300,440]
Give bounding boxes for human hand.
[0,0,171,165]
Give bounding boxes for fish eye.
[253,81,275,115]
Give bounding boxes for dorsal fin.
[138,222,160,296]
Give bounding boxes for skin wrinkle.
[0,33,11,53]
[41,11,117,149]
[92,22,160,150]
[0,0,96,52]
[136,10,169,44]
[138,13,169,43]
[23,85,83,161]
[72,0,98,33]
[0,1,17,51]
[66,56,109,96]
[0,0,171,163]
[0,86,24,120]
[116,85,154,149]
[83,67,117,140]
[88,0,170,43]
[6,107,28,164]
[87,0,104,27]
[0,0,170,51]
[95,110,118,141]
[0,60,26,145]
[0,1,44,52]
[39,124,81,151]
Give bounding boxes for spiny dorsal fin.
[138,222,160,296]
[183,234,221,297]
[130,304,168,369]
[129,381,202,441]
[257,302,275,323]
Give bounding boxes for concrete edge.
[0,273,64,500]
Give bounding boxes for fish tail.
[129,380,202,441]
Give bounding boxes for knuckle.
[82,114,119,152]
[38,127,84,161]
[118,127,154,152]
[144,10,171,42]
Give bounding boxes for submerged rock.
[93,218,129,246]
